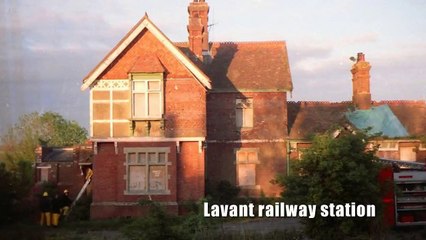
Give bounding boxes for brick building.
[80,1,424,219]
[81,0,292,219]
[288,53,426,165]
[34,144,93,199]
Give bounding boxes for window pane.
[133,81,146,91]
[129,166,146,191]
[244,108,253,127]
[40,168,49,182]
[248,152,257,162]
[148,93,161,116]
[148,81,160,90]
[133,93,145,117]
[148,152,157,164]
[236,108,243,128]
[237,151,247,163]
[128,153,137,163]
[158,153,166,164]
[149,166,166,191]
[238,164,256,186]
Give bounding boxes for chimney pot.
[187,1,209,60]
[352,52,372,110]
[357,52,365,62]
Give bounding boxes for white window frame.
[376,140,398,151]
[236,98,253,128]
[124,147,171,195]
[37,166,51,183]
[235,148,260,189]
[130,73,164,120]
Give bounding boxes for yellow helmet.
[43,192,48,197]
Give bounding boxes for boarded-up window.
[238,164,256,186]
[236,149,259,187]
[132,79,162,118]
[125,148,169,194]
[149,166,166,191]
[236,98,253,128]
[400,147,417,161]
[129,166,146,191]
[39,168,49,182]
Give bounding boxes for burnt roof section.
[288,100,426,139]
[176,41,293,92]
[41,147,74,162]
[288,101,351,139]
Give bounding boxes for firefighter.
[60,189,72,216]
[51,194,61,227]
[39,192,51,226]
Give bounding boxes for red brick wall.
[99,30,193,79]
[177,142,205,202]
[164,79,206,137]
[89,25,207,219]
[91,141,204,219]
[207,92,287,140]
[34,146,90,199]
[206,142,286,197]
[206,92,288,197]
[91,28,207,139]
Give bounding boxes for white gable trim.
[81,16,211,91]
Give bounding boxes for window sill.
[130,118,164,121]
[238,185,261,190]
[124,190,171,195]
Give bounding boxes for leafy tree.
[276,131,384,240]
[0,112,87,224]
[1,111,87,167]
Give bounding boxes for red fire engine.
[379,159,426,226]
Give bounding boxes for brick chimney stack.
[351,52,372,110]
[187,0,209,60]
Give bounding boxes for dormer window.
[131,73,163,119]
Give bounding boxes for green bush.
[122,199,219,240]
[206,180,240,203]
[276,131,385,240]
[0,160,36,225]
[122,201,181,240]
[67,194,92,221]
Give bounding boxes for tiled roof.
[288,100,426,139]
[288,101,351,139]
[176,41,293,92]
[42,147,74,162]
[377,101,426,136]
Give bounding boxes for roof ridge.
[288,101,352,105]
[212,40,285,45]
[373,100,426,104]
[174,40,285,46]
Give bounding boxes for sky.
[1,0,425,134]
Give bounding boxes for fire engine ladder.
[68,169,93,215]
[377,158,426,170]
